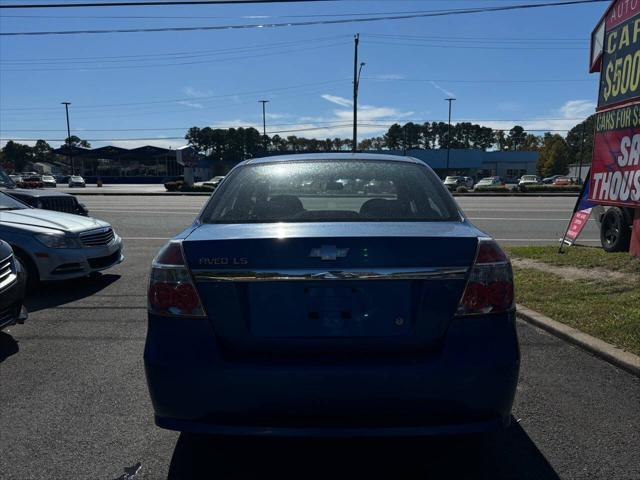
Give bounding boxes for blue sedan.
[144,153,519,437]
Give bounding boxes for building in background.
[48,145,538,182]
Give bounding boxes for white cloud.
[265,112,287,120]
[430,81,456,99]
[368,73,405,81]
[177,100,205,109]
[184,86,212,98]
[321,94,353,107]
[209,94,415,139]
[108,138,186,150]
[469,99,596,134]
[560,99,596,119]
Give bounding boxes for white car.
[518,175,541,186]
[68,176,86,188]
[196,176,225,190]
[474,176,504,189]
[0,192,123,287]
[42,175,57,188]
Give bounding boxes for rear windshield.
[200,160,460,224]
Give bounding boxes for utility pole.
[61,101,73,173]
[259,99,269,151]
[445,97,456,177]
[352,34,365,152]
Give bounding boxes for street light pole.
[445,97,456,177]
[61,101,73,173]
[259,99,269,151]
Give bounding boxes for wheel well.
[620,207,634,226]
[9,245,39,280]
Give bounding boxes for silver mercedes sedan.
[0,192,123,287]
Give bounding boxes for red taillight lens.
[456,239,514,316]
[148,241,205,317]
[172,283,200,313]
[148,283,174,310]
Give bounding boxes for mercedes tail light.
[456,238,514,316]
[148,241,205,317]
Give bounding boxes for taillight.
[455,238,514,316]
[148,241,205,317]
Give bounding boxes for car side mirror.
[78,203,89,216]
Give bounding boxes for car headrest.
[359,198,411,219]
[263,195,304,220]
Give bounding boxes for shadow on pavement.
[25,274,121,312]
[0,331,19,363]
[167,423,559,480]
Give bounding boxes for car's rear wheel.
[600,207,631,252]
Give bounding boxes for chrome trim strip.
[192,267,468,282]
[0,272,17,292]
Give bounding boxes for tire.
[600,207,632,252]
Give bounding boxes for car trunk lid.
[183,222,479,356]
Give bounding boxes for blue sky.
[0,0,608,149]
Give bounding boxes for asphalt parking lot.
[1,195,637,479]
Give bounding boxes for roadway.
[73,194,602,246]
[1,195,636,479]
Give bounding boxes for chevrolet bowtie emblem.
[309,245,349,261]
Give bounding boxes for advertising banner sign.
[597,0,640,109]
[563,172,597,245]
[565,209,593,244]
[590,103,640,206]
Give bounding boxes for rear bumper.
[155,415,510,437]
[144,312,520,437]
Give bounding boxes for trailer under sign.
[591,103,640,206]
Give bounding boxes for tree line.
[0,136,89,173]
[0,119,594,177]
[184,119,594,177]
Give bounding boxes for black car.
[0,169,89,216]
[0,240,28,330]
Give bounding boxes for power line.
[363,76,595,83]
[365,33,585,43]
[0,119,588,136]
[365,40,586,51]
[0,0,609,36]
[0,79,349,111]
[0,34,349,63]
[2,7,582,20]
[0,40,349,71]
[0,0,334,9]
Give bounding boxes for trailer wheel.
[600,207,632,252]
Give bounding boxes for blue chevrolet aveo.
[144,153,519,436]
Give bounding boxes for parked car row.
[0,169,123,331]
[443,174,583,191]
[5,172,87,188]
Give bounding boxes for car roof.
[242,152,424,166]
